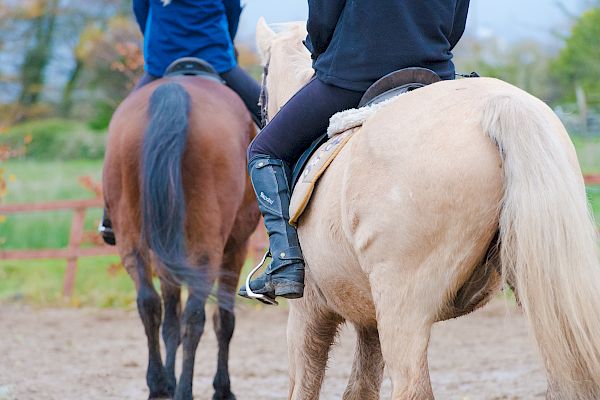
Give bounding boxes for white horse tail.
[482,92,600,399]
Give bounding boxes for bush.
[1,118,106,160]
[87,100,116,131]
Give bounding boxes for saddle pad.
[289,127,358,226]
[289,91,405,225]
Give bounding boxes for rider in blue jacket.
[100,0,262,245]
[239,0,471,303]
[132,0,262,125]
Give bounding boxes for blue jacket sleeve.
[133,0,150,35]
[306,0,346,59]
[449,0,470,50]
[223,0,242,41]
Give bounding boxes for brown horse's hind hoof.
[212,392,236,400]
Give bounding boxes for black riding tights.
[247,77,364,168]
[134,65,262,126]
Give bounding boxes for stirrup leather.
[245,251,278,306]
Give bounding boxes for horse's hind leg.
[123,250,171,399]
[159,278,181,396]
[342,325,384,400]
[212,239,248,400]
[174,254,214,400]
[369,265,438,400]
[287,285,343,400]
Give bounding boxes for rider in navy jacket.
[305,0,470,91]
[240,0,471,303]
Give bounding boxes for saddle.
[288,67,442,225]
[164,57,224,84]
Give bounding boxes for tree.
[76,16,143,128]
[17,0,60,110]
[454,36,555,102]
[550,7,600,107]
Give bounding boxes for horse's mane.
[268,21,313,85]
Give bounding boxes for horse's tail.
[141,82,204,291]
[483,93,600,398]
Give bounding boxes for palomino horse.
[256,19,600,399]
[103,76,259,400]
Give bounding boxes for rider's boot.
[98,208,116,246]
[238,155,305,303]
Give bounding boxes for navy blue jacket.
[133,0,241,76]
[305,0,470,91]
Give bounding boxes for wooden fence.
[0,198,115,297]
[1,174,599,298]
[0,197,269,297]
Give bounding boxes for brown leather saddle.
[358,67,441,107]
[164,57,224,84]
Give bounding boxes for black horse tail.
[141,82,204,292]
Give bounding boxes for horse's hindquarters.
[298,80,504,325]
[293,83,504,398]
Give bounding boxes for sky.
[236,0,589,47]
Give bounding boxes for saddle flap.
[164,57,224,83]
[289,128,358,226]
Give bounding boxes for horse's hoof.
[212,392,236,400]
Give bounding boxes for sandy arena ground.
[0,299,547,400]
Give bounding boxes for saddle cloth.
[288,94,402,225]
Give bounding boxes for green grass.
[572,135,600,173]
[2,118,106,160]
[0,133,598,308]
[589,189,600,222]
[0,256,134,308]
[3,159,103,203]
[0,255,269,309]
[1,159,103,250]
[0,159,118,306]
[0,158,271,308]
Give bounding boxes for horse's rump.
[103,76,254,280]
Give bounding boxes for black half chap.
[248,77,364,167]
[133,67,262,126]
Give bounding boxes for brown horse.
[102,76,259,400]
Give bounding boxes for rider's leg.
[99,71,160,246]
[220,65,262,127]
[239,77,364,301]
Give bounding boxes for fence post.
[62,207,86,298]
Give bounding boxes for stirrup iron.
[245,251,278,306]
[97,220,113,235]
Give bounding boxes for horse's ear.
[256,17,276,65]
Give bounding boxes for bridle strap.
[258,59,270,129]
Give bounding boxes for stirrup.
[245,251,278,306]
[97,220,113,235]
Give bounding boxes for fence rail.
[0,198,115,297]
[1,174,599,297]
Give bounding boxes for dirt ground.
[0,299,547,400]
